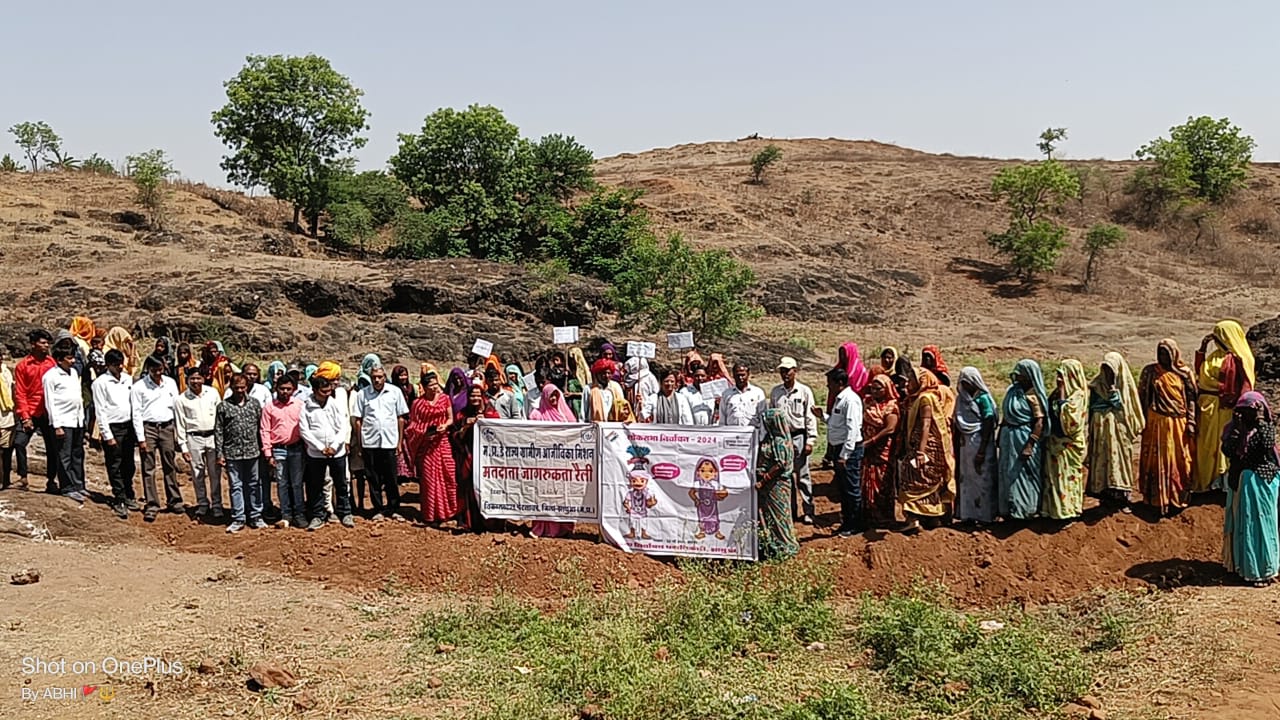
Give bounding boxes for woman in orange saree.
[1138,339,1197,515]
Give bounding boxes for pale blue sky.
[3,1,1275,185]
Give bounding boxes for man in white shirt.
[43,344,86,503]
[299,373,354,530]
[353,365,409,521]
[813,368,864,537]
[641,367,694,425]
[770,357,819,524]
[132,355,182,521]
[176,367,223,518]
[679,365,714,426]
[91,349,137,518]
[718,362,766,428]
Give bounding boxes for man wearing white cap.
[770,356,817,524]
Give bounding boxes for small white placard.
[522,372,538,391]
[626,341,656,359]
[470,338,494,358]
[667,331,694,350]
[553,326,579,344]
[700,377,730,402]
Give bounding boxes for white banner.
[598,423,758,560]
[473,419,599,522]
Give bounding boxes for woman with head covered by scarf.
[566,348,590,420]
[104,326,137,378]
[897,367,956,531]
[529,382,578,538]
[998,359,1048,520]
[1087,352,1144,511]
[405,364,457,525]
[1194,320,1256,493]
[920,345,952,387]
[451,383,499,532]
[505,363,525,415]
[624,357,659,417]
[1043,359,1090,521]
[1220,392,1280,586]
[1137,340,1197,515]
[264,360,287,390]
[756,408,799,560]
[954,367,999,523]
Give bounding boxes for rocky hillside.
[2,138,1279,372]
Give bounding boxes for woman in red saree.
[529,383,578,538]
[861,373,901,527]
[405,365,456,524]
[451,384,498,532]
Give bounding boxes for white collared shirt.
[131,374,179,439]
[820,386,864,460]
[769,381,819,438]
[91,371,133,441]
[42,365,83,429]
[719,383,767,427]
[679,385,714,426]
[175,385,221,453]
[299,391,352,458]
[353,384,410,449]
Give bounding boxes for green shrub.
[1082,222,1126,290]
[126,149,175,230]
[79,154,116,175]
[987,159,1080,281]
[0,154,20,172]
[750,144,782,184]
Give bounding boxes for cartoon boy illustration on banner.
[623,470,658,539]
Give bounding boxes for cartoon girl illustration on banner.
[623,471,658,539]
[690,457,730,540]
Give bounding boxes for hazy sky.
[3,1,1276,185]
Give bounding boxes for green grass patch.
[403,557,1184,720]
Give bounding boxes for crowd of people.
[1,318,1275,586]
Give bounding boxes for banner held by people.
[598,423,758,560]
[473,419,598,522]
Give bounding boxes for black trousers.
[49,426,85,496]
[14,416,55,484]
[102,422,138,503]
[362,448,401,513]
[304,455,352,521]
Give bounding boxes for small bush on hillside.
[987,160,1080,281]
[0,154,20,172]
[328,170,408,228]
[1037,127,1067,159]
[750,144,782,184]
[126,149,176,230]
[1082,222,1126,291]
[387,208,447,258]
[611,233,762,338]
[79,154,116,175]
[328,201,375,255]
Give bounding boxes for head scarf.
[866,372,899,401]
[104,327,137,376]
[707,353,732,381]
[1091,352,1144,438]
[265,360,286,390]
[599,342,617,360]
[590,358,615,378]
[569,347,591,390]
[1010,358,1050,417]
[69,316,95,343]
[391,364,417,403]
[906,367,944,435]
[505,363,525,406]
[445,367,470,413]
[880,347,900,372]
[530,383,575,422]
[759,408,795,474]
[1212,320,1256,386]
[303,364,318,381]
[683,350,705,377]
[357,353,381,389]
[838,342,871,393]
[955,366,992,435]
[921,345,950,375]
[314,361,341,381]
[623,357,650,388]
[1223,392,1280,484]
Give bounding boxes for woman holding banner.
[529,383,578,539]
[451,384,498,532]
[756,408,799,560]
[406,365,456,525]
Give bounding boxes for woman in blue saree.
[998,359,1048,520]
[1221,392,1280,587]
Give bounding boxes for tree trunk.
[292,205,301,232]
[1084,252,1097,292]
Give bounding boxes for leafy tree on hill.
[8,121,61,172]
[1082,222,1125,291]
[328,170,409,228]
[212,54,369,236]
[328,201,376,256]
[987,160,1081,282]
[0,154,21,172]
[126,149,175,230]
[543,187,652,280]
[1135,116,1254,205]
[1037,127,1067,160]
[79,154,116,175]
[611,234,761,338]
[749,144,782,184]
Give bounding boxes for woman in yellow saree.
[1043,359,1089,520]
[1087,352,1144,510]
[897,367,955,531]
[1194,320,1256,493]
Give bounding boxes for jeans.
[14,416,55,485]
[362,447,401,514]
[102,422,137,504]
[304,455,351,521]
[224,457,262,524]
[272,445,305,520]
[50,426,86,496]
[186,433,223,510]
[790,431,814,518]
[140,422,182,509]
[835,443,865,532]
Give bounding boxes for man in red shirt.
[13,329,55,492]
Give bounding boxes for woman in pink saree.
[529,383,578,538]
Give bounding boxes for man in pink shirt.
[260,374,304,529]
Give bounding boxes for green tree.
[329,170,409,228]
[390,104,530,259]
[80,154,116,175]
[328,201,375,256]
[1082,223,1125,291]
[749,144,782,184]
[211,54,369,236]
[8,121,61,171]
[44,147,79,171]
[529,133,595,201]
[0,154,21,172]
[126,149,175,230]
[544,187,653,280]
[1037,127,1067,159]
[1135,116,1254,204]
[611,234,761,338]
[987,160,1080,281]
